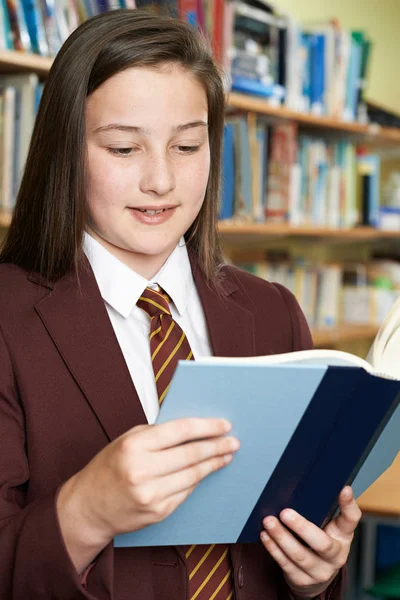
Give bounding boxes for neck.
[86,229,175,280]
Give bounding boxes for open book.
[114,348,400,548]
[197,347,398,378]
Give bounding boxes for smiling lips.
[132,205,176,213]
[128,205,177,224]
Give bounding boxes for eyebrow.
[94,120,208,135]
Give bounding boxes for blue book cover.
[345,37,362,121]
[220,123,235,220]
[310,34,325,114]
[21,0,49,55]
[237,118,252,218]
[114,349,400,547]
[301,33,311,111]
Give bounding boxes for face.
[85,63,210,278]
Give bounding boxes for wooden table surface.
[357,452,400,517]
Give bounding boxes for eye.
[107,148,136,157]
[176,145,200,154]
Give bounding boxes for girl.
[0,9,361,600]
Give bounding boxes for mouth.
[128,205,178,225]
[130,206,177,216]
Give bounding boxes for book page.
[197,349,399,380]
[197,348,372,371]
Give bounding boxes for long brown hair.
[0,9,226,283]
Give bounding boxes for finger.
[142,418,232,450]
[279,510,341,561]
[260,530,314,587]
[330,487,362,537]
[152,453,234,500]
[265,513,340,569]
[150,436,240,477]
[157,483,198,519]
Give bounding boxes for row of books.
[221,117,382,229]
[0,0,374,125]
[0,74,43,211]
[234,255,400,329]
[226,5,372,122]
[0,0,133,57]
[0,74,385,225]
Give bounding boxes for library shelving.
[1,51,400,144]
[0,212,11,228]
[218,222,400,245]
[228,92,400,147]
[312,324,379,348]
[0,51,52,77]
[1,51,400,349]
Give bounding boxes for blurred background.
[0,0,399,597]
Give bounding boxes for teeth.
[140,209,165,215]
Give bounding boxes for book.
[114,348,400,548]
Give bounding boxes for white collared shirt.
[83,233,213,424]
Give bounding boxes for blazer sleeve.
[0,324,113,600]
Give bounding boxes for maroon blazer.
[0,257,344,599]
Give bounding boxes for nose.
[139,153,176,197]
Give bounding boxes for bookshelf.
[228,92,400,146]
[1,52,400,144]
[0,51,52,77]
[1,51,399,349]
[218,222,400,244]
[312,324,379,348]
[0,212,11,228]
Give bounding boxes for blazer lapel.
[31,261,147,443]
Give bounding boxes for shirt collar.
[83,233,193,318]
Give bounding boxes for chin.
[126,239,178,257]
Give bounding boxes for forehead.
[86,64,208,129]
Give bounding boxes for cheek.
[87,152,128,211]
[183,154,210,204]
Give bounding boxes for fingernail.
[264,518,275,530]
[230,438,240,451]
[343,486,353,500]
[281,509,295,522]
[223,454,233,463]
[223,420,232,432]
[261,531,270,542]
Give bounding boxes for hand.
[260,486,362,598]
[57,418,239,572]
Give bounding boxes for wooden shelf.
[0,211,11,227]
[0,50,52,77]
[312,324,379,347]
[227,92,400,145]
[218,221,400,243]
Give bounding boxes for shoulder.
[219,264,313,352]
[0,263,49,316]
[220,263,299,310]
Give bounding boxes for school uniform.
[0,236,344,599]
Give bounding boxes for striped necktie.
[137,286,234,600]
